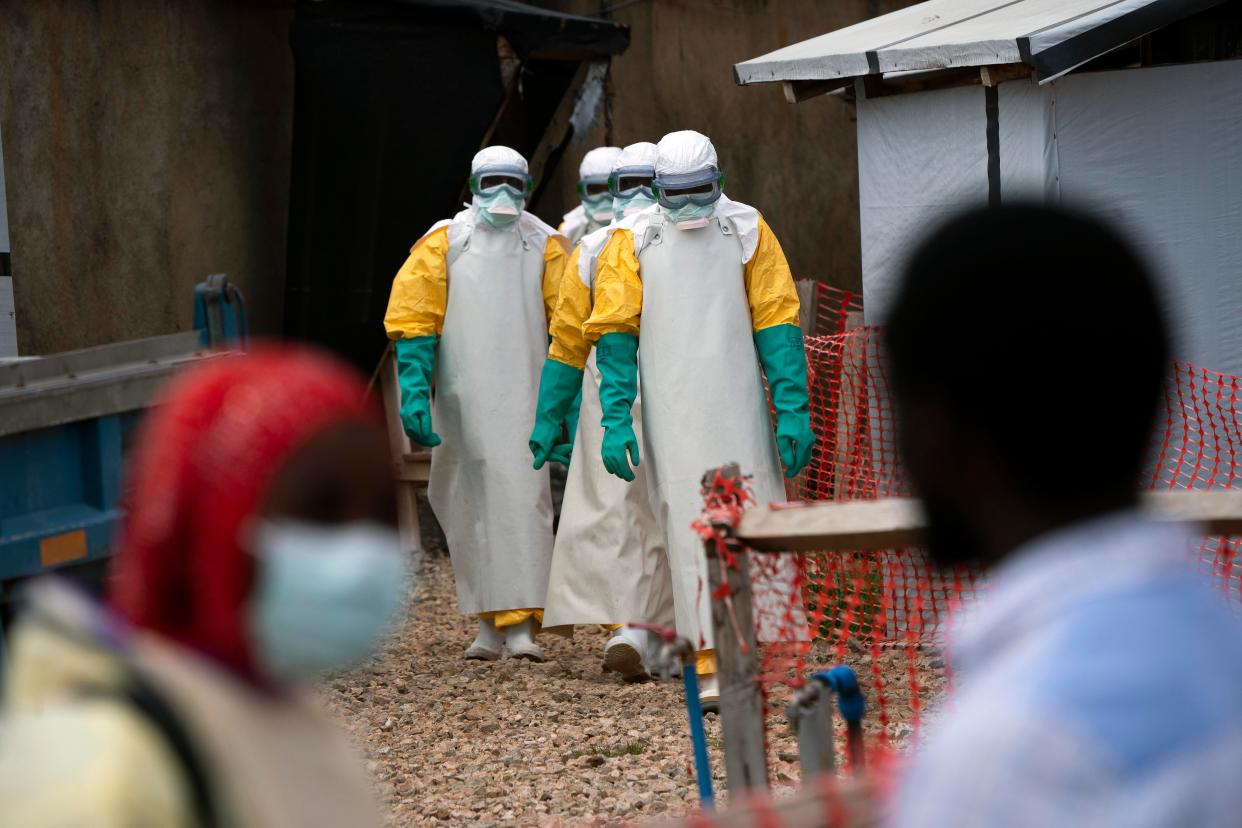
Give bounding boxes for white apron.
[636,210,802,648]
[543,340,675,629]
[429,213,555,615]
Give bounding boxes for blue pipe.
[682,663,714,810]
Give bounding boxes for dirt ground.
[320,554,945,827]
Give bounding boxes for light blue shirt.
[891,511,1242,828]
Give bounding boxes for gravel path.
[320,555,943,826]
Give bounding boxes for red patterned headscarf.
[109,345,379,680]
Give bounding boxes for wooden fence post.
[704,465,769,792]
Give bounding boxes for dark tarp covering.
[283,0,627,371]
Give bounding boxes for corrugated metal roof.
[735,0,1227,86]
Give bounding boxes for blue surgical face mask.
[249,520,410,683]
[476,186,524,229]
[613,189,657,218]
[665,201,716,228]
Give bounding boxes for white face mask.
[248,520,410,683]
[474,187,525,229]
[613,189,657,218]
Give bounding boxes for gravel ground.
[319,554,944,826]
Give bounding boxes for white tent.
[736,0,1242,376]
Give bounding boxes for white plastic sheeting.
[1055,61,1242,377]
[856,82,987,323]
[857,60,1242,376]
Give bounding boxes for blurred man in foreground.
[886,204,1242,826]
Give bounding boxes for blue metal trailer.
[0,278,245,672]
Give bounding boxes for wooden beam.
[379,346,429,556]
[395,452,431,484]
[795,279,819,337]
[980,63,1033,87]
[739,498,924,551]
[1143,489,1242,536]
[737,490,1242,552]
[527,60,596,191]
[861,67,980,99]
[704,465,769,793]
[782,78,850,104]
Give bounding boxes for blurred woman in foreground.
[0,347,407,827]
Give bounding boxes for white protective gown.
[560,204,598,247]
[543,226,675,630]
[428,208,558,615]
[629,203,803,648]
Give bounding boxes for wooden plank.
[1143,489,1242,536]
[737,490,1242,551]
[380,346,426,556]
[396,483,423,557]
[395,455,432,484]
[980,62,1033,87]
[795,280,819,337]
[782,78,851,104]
[740,498,924,551]
[861,66,981,99]
[379,345,409,462]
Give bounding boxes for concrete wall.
[0,1,293,356]
[544,0,914,293]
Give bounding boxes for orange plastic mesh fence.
[708,282,1242,764]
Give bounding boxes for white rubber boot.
[465,617,503,661]
[603,626,650,682]
[504,618,544,662]
[698,673,720,714]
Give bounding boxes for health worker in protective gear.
[384,146,570,663]
[559,146,623,245]
[582,130,815,708]
[0,347,399,828]
[531,142,674,681]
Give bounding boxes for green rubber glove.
[754,324,815,478]
[548,441,573,466]
[561,387,582,457]
[394,336,441,447]
[595,333,641,482]
[546,386,580,467]
[530,358,586,469]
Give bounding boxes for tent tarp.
[858,60,1242,376]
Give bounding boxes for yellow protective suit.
[582,197,805,657]
[0,581,381,828]
[541,228,675,634]
[384,222,566,341]
[384,209,569,627]
[584,211,800,339]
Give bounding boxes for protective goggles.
[469,165,533,197]
[576,174,612,199]
[608,165,656,198]
[653,168,724,210]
